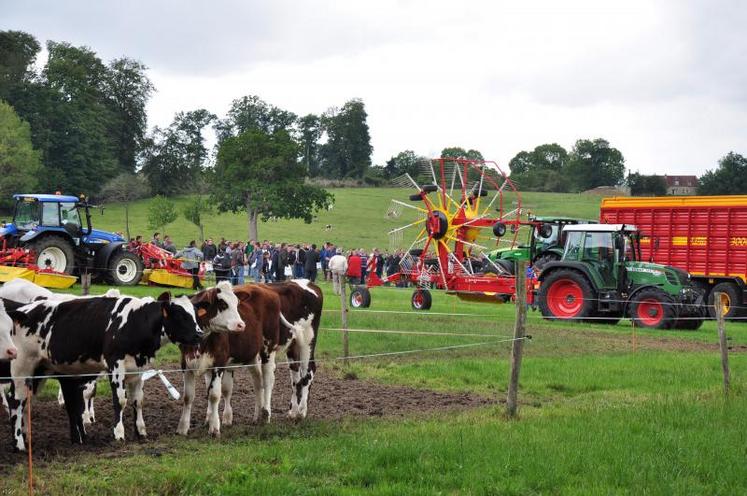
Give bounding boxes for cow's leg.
[7,379,28,451]
[260,352,276,423]
[288,338,316,419]
[177,369,196,435]
[203,373,211,425]
[83,379,97,425]
[59,377,86,444]
[57,385,65,406]
[206,369,223,436]
[127,376,147,438]
[247,357,264,423]
[221,371,234,426]
[109,362,128,441]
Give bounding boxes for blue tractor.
[0,194,143,285]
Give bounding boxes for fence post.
[339,275,349,362]
[714,292,730,396]
[81,270,91,296]
[506,260,527,417]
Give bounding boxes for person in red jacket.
[347,250,363,284]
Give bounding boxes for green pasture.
[93,189,604,250]
[3,278,747,494]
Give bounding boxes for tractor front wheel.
[27,236,75,274]
[538,270,595,321]
[411,289,432,310]
[107,250,143,286]
[350,287,371,308]
[629,288,676,330]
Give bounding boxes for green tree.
[211,129,333,240]
[104,58,154,173]
[140,109,216,195]
[99,173,150,239]
[508,143,570,192]
[440,147,483,161]
[319,99,372,178]
[215,94,297,142]
[182,196,211,242]
[384,150,426,179]
[146,195,178,234]
[698,152,747,195]
[0,100,42,210]
[627,172,667,196]
[0,31,40,102]
[298,113,322,176]
[566,138,625,192]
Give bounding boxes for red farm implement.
[133,243,205,289]
[349,157,533,310]
[0,244,77,289]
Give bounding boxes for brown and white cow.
[176,279,322,436]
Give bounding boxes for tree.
[215,94,297,143]
[146,195,178,234]
[0,31,40,102]
[627,173,667,196]
[211,129,333,241]
[383,150,426,179]
[319,99,372,178]
[104,58,154,174]
[182,196,211,242]
[99,173,150,239]
[298,113,322,176]
[140,109,216,195]
[698,152,747,195]
[566,139,625,192]
[440,147,483,161]
[508,143,570,192]
[0,101,42,210]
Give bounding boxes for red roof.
[662,175,698,188]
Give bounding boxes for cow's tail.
[280,312,314,348]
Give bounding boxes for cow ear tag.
[197,308,207,318]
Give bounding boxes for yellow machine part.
[33,272,77,289]
[146,268,195,289]
[0,266,35,283]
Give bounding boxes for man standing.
[175,240,204,290]
[275,243,289,282]
[304,243,320,282]
[163,235,177,254]
[328,248,348,295]
[151,232,163,248]
[202,238,217,261]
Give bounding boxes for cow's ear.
[157,291,171,302]
[7,310,28,327]
[194,301,210,318]
[236,291,252,302]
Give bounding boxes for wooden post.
[631,318,637,352]
[339,275,349,362]
[81,270,91,296]
[715,292,730,396]
[506,260,527,417]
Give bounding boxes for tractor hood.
[489,246,529,262]
[625,261,690,288]
[84,228,124,244]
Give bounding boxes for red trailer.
[600,195,747,318]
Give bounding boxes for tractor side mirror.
[538,223,553,239]
[492,222,506,237]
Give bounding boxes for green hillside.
[94,189,606,250]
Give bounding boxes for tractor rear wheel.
[630,288,676,329]
[107,250,143,286]
[538,269,595,321]
[27,236,75,274]
[411,289,432,310]
[707,282,742,320]
[350,287,371,308]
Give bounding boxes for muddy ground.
[0,364,492,468]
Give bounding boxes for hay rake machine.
[350,157,525,310]
[132,243,206,290]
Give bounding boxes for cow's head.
[158,292,204,346]
[190,281,245,333]
[0,300,18,360]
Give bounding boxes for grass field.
[93,189,604,250]
[2,279,747,495]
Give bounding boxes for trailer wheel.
[411,289,432,310]
[538,269,595,321]
[350,287,371,308]
[107,250,143,286]
[630,288,675,329]
[27,235,75,274]
[707,282,742,320]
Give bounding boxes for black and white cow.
[6,292,205,451]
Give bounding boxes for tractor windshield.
[623,233,639,262]
[13,200,40,230]
[59,202,81,228]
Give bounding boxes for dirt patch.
[0,363,491,469]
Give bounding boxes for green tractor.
[488,216,593,273]
[536,223,705,329]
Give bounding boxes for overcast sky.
[4,0,746,176]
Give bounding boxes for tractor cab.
[11,194,89,238]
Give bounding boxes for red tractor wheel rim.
[413,292,424,308]
[637,298,663,326]
[546,279,584,318]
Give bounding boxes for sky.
[3,0,747,176]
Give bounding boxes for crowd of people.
[127,232,408,291]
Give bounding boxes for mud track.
[0,364,491,468]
